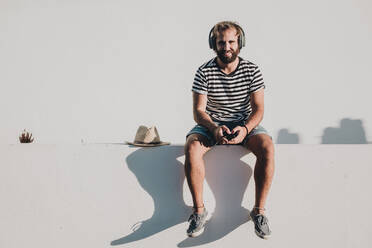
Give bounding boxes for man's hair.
[212,21,243,38]
[210,21,244,50]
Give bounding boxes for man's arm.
[193,92,217,131]
[245,88,264,132]
[228,88,264,144]
[193,92,230,144]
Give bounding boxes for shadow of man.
[178,145,253,247]
[111,145,188,246]
[111,145,253,247]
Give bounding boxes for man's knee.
[249,135,274,161]
[184,134,210,159]
[262,139,274,157]
[259,139,274,161]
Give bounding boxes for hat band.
[136,141,162,144]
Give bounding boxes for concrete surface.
[0,144,371,247]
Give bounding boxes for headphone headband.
[208,23,245,50]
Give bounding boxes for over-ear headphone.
[208,23,246,50]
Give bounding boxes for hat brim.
[126,141,170,147]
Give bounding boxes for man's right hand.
[212,125,231,144]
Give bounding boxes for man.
[184,21,275,239]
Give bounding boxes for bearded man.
[184,21,275,240]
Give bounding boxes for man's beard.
[216,48,239,64]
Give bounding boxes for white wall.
[1,0,372,144]
[1,144,372,247]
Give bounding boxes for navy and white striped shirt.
[192,57,265,122]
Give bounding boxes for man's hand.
[212,125,231,144]
[227,126,247,144]
[19,129,34,143]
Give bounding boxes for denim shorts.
[186,120,270,146]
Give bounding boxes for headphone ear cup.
[208,27,214,49]
[209,36,213,49]
[211,37,216,50]
[239,27,245,49]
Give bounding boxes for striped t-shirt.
[192,57,265,122]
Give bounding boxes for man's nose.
[223,42,230,50]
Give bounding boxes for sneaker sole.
[187,225,206,238]
[255,230,271,240]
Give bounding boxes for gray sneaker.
[250,211,271,239]
[186,208,209,237]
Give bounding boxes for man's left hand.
[227,126,247,144]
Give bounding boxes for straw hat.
[126,125,170,147]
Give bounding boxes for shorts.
[186,120,270,146]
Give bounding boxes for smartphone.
[223,131,238,140]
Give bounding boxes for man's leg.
[184,133,212,237]
[184,133,212,214]
[244,133,275,239]
[244,133,275,214]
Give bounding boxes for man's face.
[215,28,240,64]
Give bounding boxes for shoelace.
[255,215,268,226]
[188,213,202,227]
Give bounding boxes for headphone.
[208,24,246,50]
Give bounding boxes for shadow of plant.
[276,128,300,144]
[321,118,367,144]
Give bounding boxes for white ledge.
[1,144,371,248]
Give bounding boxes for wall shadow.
[110,145,253,246]
[276,128,300,144]
[321,118,368,144]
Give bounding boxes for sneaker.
[186,208,208,237]
[250,211,271,239]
